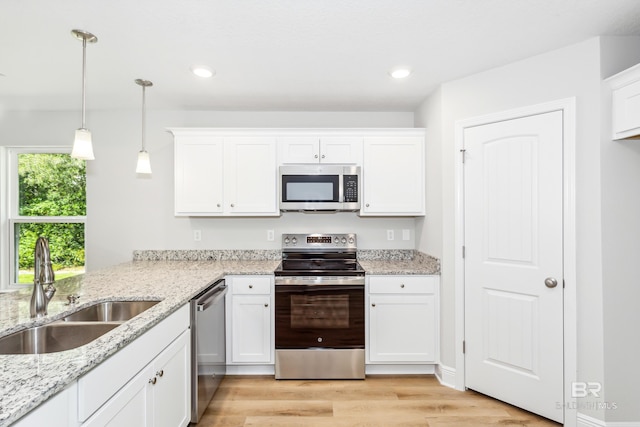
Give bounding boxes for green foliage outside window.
[17,154,86,272]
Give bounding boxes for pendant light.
[71,29,98,160]
[135,79,153,174]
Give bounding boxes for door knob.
[544,277,558,288]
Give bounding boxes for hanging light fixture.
[71,29,98,160]
[135,79,153,174]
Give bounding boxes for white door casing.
[463,110,564,422]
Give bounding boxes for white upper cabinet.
[172,130,278,216]
[224,137,278,215]
[278,136,362,164]
[609,63,640,140]
[174,136,224,215]
[361,134,425,216]
[171,128,425,217]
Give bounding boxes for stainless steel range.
[274,233,365,380]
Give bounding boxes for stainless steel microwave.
[279,164,361,212]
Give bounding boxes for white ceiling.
[2,0,640,112]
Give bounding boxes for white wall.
[415,37,640,423]
[0,110,417,270]
[599,37,640,423]
[414,87,449,364]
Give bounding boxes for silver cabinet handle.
[264,303,269,307]
[400,284,405,288]
[314,154,318,159]
[545,277,558,288]
[156,370,164,377]
[249,284,253,289]
[371,303,376,307]
[366,203,370,207]
[149,377,157,385]
[216,203,221,208]
[230,203,235,208]
[321,154,325,159]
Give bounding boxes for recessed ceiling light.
[390,68,411,79]
[190,65,215,78]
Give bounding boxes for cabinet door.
[231,295,272,363]
[361,137,425,216]
[224,137,278,215]
[174,137,224,215]
[152,331,190,427]
[82,365,154,427]
[278,137,320,163]
[368,294,436,363]
[320,137,362,164]
[613,79,640,139]
[14,384,77,427]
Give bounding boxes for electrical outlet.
[387,230,394,241]
[193,230,201,241]
[402,229,410,241]
[267,230,275,241]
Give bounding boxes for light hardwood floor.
[199,375,561,426]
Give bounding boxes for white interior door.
[464,111,564,423]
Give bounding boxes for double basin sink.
[0,300,160,355]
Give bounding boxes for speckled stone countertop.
[358,250,440,275]
[0,256,278,427]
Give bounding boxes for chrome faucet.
[30,237,56,318]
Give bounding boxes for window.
[7,148,86,286]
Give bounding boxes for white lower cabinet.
[14,304,191,427]
[79,304,190,427]
[13,384,78,427]
[226,275,274,365]
[83,330,190,427]
[367,275,438,363]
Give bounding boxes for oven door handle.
[197,284,228,312]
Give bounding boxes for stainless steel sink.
[0,322,119,354]
[62,300,160,322]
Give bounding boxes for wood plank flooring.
[198,375,561,426]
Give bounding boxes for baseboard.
[365,364,435,375]
[606,423,640,427]
[435,363,456,389]
[226,365,275,376]
[577,413,640,427]
[578,413,606,427]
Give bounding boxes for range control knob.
[341,237,347,244]
[348,236,355,244]
[284,237,290,244]
[291,237,297,244]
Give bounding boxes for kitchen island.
[0,258,278,426]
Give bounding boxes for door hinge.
[462,246,466,258]
[460,149,466,163]
[463,340,466,354]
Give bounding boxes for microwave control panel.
[343,175,359,202]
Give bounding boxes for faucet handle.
[66,294,80,305]
[44,284,56,301]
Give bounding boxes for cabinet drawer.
[231,276,272,294]
[369,275,436,294]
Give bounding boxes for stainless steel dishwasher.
[190,279,227,424]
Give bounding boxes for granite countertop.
[358,250,440,275]
[0,257,279,427]
[0,248,439,426]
